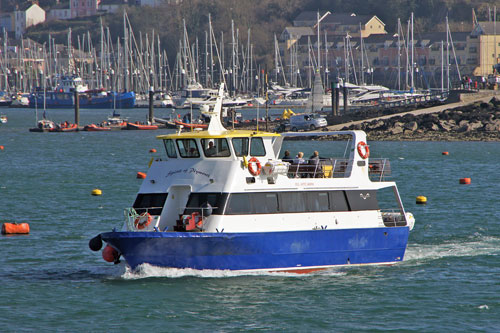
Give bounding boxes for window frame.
[176,138,200,158]
[163,139,177,158]
[250,137,266,156]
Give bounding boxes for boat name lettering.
[294,182,314,186]
[188,168,210,178]
[166,168,210,178]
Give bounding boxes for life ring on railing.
[248,157,261,176]
[357,141,370,159]
[134,212,152,230]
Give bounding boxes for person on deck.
[294,152,306,165]
[205,141,217,156]
[282,150,293,163]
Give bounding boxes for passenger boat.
[89,83,415,273]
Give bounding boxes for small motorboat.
[83,124,112,131]
[126,122,159,130]
[51,122,78,132]
[173,120,207,129]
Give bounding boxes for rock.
[439,119,456,132]
[430,123,440,131]
[457,121,483,132]
[390,122,404,134]
[367,120,385,130]
[484,119,500,132]
[404,121,418,131]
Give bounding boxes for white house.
[14,3,46,39]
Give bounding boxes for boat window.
[253,193,279,214]
[250,137,266,156]
[345,190,379,211]
[232,137,249,157]
[133,193,168,215]
[163,139,177,158]
[184,193,224,215]
[201,138,231,157]
[225,193,252,214]
[305,192,330,212]
[176,139,200,158]
[279,192,306,213]
[329,191,350,211]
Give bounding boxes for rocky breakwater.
[341,97,500,141]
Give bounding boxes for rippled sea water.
[1,108,499,331]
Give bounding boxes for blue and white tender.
[89,83,415,273]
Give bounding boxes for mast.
[209,13,214,87]
[446,16,450,90]
[123,11,129,92]
[410,12,414,92]
[441,40,444,92]
[360,23,364,85]
[317,11,320,77]
[397,19,401,90]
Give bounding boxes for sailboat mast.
[410,12,414,91]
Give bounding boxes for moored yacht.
[90,83,415,273]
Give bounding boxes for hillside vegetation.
[22,0,500,67]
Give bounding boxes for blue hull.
[28,91,136,109]
[101,227,410,271]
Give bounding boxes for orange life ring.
[134,212,152,230]
[248,157,262,176]
[357,141,370,159]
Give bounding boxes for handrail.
[380,209,407,227]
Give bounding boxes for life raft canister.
[357,141,370,159]
[247,157,262,176]
[184,212,203,231]
[134,212,152,230]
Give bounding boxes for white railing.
[381,209,407,227]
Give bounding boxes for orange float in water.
[0,145,4,150]
[149,148,157,153]
[442,151,449,155]
[459,178,471,184]
[2,222,30,234]
[137,172,146,179]
[102,245,119,263]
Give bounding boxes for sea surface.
[1,107,499,332]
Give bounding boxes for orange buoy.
[459,178,471,184]
[2,222,30,235]
[442,151,449,155]
[0,145,4,150]
[149,148,157,153]
[137,172,147,179]
[102,245,119,263]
